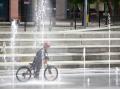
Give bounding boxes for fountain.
[33,0,52,47]
[33,0,54,87]
[115,67,119,86]
[1,42,7,69]
[108,13,111,86]
[87,78,90,87]
[10,19,18,89]
[8,0,57,88]
[83,47,86,87]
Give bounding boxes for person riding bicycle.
[32,42,50,79]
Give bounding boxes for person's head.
[43,42,50,50]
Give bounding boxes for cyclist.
[32,42,50,79]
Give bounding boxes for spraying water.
[1,42,7,69]
[10,19,18,89]
[34,0,50,48]
[108,13,111,86]
[35,0,46,84]
[34,0,53,87]
[83,47,86,87]
[115,67,119,86]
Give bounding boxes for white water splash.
[11,19,18,89]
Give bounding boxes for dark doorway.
[19,0,33,22]
[0,0,9,21]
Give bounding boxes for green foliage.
[89,0,96,4]
[69,0,83,5]
[69,0,96,5]
[102,0,120,3]
[69,0,120,4]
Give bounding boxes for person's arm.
[44,57,49,64]
[44,51,49,64]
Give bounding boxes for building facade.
[0,0,120,22]
[0,0,68,22]
[0,0,9,21]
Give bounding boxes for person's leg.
[34,60,42,79]
[32,57,37,70]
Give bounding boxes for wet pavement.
[0,68,120,89]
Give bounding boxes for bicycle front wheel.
[16,66,31,82]
[44,65,58,81]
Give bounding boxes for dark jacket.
[33,48,48,63]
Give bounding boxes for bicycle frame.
[16,61,58,82]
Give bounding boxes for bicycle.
[16,62,58,82]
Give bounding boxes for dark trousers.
[33,59,42,78]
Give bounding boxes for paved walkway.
[0,21,119,28]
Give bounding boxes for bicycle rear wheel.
[16,66,31,82]
[44,65,58,81]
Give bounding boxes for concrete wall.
[56,0,67,20]
[10,0,19,20]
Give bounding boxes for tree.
[69,0,82,6]
[102,0,120,15]
[89,0,96,4]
